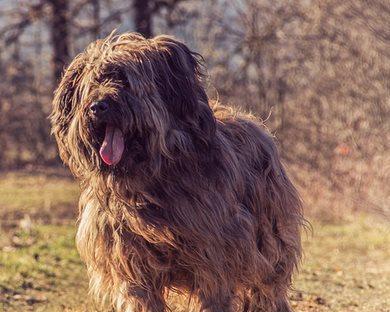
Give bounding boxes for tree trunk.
[48,0,70,84]
[91,0,101,39]
[134,0,153,38]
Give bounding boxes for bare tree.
[47,0,70,83]
[134,0,153,37]
[133,0,191,37]
[91,0,101,39]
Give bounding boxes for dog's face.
[51,33,215,178]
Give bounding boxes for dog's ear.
[51,55,83,167]
[51,54,84,133]
[152,36,216,144]
[51,41,98,171]
[51,39,104,137]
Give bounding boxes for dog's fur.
[51,32,303,312]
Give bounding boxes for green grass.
[0,225,93,312]
[0,172,389,311]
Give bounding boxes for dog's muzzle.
[90,101,109,119]
[89,101,125,166]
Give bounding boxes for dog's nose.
[90,101,109,117]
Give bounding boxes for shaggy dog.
[51,32,303,312]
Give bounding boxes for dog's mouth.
[99,125,124,166]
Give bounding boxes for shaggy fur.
[51,32,304,312]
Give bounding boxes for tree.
[0,0,70,84]
[134,0,153,37]
[47,0,70,83]
[133,0,190,38]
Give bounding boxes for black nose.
[90,101,109,116]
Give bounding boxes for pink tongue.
[99,126,124,166]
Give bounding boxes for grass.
[0,171,389,311]
[0,170,79,224]
[293,219,390,311]
[0,225,92,312]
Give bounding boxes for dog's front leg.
[198,290,233,312]
[126,286,166,312]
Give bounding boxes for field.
[0,171,389,312]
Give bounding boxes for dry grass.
[0,169,79,227]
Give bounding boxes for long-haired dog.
[51,32,303,312]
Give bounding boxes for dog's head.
[51,32,215,178]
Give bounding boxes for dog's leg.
[243,287,273,312]
[198,291,233,312]
[275,298,293,312]
[127,287,166,312]
[243,287,293,312]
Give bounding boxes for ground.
[0,171,389,312]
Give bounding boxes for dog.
[51,32,303,312]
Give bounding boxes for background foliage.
[0,0,388,219]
